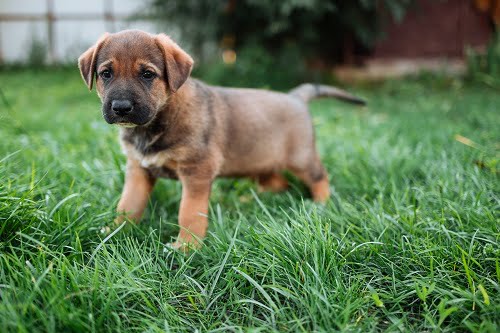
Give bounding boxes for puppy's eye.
[100,70,112,80]
[141,71,155,80]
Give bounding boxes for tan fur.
[116,157,156,223]
[78,30,365,250]
[154,34,194,92]
[257,173,289,192]
[78,33,110,90]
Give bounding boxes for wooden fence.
[0,0,149,64]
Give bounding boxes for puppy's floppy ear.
[154,34,194,93]
[78,33,109,90]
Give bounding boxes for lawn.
[0,68,499,332]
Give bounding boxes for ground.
[0,68,498,332]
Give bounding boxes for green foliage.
[27,37,48,67]
[148,0,413,64]
[0,69,499,332]
[466,31,500,88]
[193,42,317,90]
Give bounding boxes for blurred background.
[0,0,499,88]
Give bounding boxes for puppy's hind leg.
[257,172,289,193]
[290,155,330,203]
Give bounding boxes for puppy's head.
[78,30,193,127]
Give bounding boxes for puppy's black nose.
[111,100,133,116]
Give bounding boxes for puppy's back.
[210,85,314,176]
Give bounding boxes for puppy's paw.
[164,241,182,251]
[311,178,331,204]
[164,239,201,253]
[114,215,127,226]
[101,217,130,236]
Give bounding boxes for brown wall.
[372,0,493,59]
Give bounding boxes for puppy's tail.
[289,83,366,105]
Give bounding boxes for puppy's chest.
[121,132,179,178]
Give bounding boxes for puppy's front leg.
[172,174,212,250]
[115,158,156,224]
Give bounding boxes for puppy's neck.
[165,78,197,111]
[119,79,198,156]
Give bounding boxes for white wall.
[0,0,166,63]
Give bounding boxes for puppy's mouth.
[102,108,153,127]
[116,122,137,128]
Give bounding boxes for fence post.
[104,0,116,32]
[46,0,55,64]
[0,23,3,64]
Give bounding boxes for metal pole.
[104,0,116,32]
[0,21,4,64]
[46,0,55,64]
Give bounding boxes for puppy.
[78,30,365,249]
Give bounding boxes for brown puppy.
[78,30,365,249]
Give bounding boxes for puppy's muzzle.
[112,99,133,116]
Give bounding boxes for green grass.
[0,68,499,332]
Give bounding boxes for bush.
[466,31,500,88]
[193,42,328,90]
[148,0,414,65]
